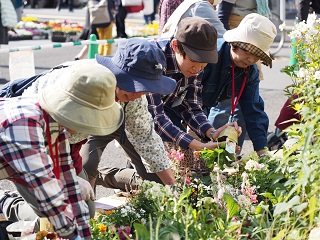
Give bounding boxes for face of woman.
[115,87,147,102]
[230,45,260,68]
[171,40,207,78]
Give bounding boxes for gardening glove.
[77,176,95,201]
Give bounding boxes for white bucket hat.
[223,13,276,66]
[38,60,124,136]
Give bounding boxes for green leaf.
[159,226,181,240]
[260,192,278,205]
[223,193,239,220]
[309,196,317,225]
[272,229,287,240]
[134,223,150,240]
[269,173,286,184]
[179,187,193,201]
[273,196,300,216]
[292,202,308,214]
[218,152,226,169]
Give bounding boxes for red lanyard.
[43,111,60,179]
[231,62,248,119]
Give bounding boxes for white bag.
[142,0,153,15]
[87,0,111,26]
[0,0,18,28]
[121,0,142,7]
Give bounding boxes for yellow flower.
[98,223,107,233]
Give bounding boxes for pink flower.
[241,185,258,203]
[168,149,185,161]
[184,177,191,185]
[175,152,185,161]
[250,194,258,203]
[117,226,131,240]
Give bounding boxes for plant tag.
[225,137,236,154]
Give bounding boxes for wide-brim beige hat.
[223,13,276,66]
[39,60,124,136]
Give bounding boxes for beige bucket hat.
[38,60,123,136]
[223,13,277,66]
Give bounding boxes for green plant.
[198,143,236,169]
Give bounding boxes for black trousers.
[115,5,128,38]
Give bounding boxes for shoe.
[267,129,287,151]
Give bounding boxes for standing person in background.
[296,0,320,21]
[57,0,74,12]
[0,0,17,48]
[12,0,24,22]
[56,0,63,11]
[144,0,160,24]
[115,0,128,38]
[152,0,160,23]
[0,2,9,48]
[67,0,74,12]
[29,0,39,8]
[158,0,183,35]
[143,0,155,24]
[74,0,115,59]
[218,0,271,30]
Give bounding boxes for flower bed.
[89,149,278,239]
[9,17,83,41]
[9,16,158,42]
[89,14,320,240]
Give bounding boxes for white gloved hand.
[77,176,95,201]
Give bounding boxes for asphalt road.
[0,7,294,199]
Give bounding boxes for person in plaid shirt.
[0,61,123,239]
[147,17,241,152]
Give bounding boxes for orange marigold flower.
[106,210,115,215]
[98,223,107,233]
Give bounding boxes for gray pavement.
[0,8,295,199]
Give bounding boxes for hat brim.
[181,44,218,64]
[96,55,177,95]
[39,87,124,136]
[224,30,273,66]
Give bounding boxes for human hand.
[200,141,224,150]
[77,177,95,201]
[226,121,242,137]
